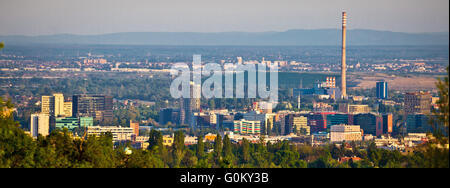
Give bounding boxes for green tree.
[221,134,234,168]
[148,129,163,151]
[431,66,449,136]
[213,134,222,165]
[241,138,250,163]
[196,135,205,159]
[172,130,185,167]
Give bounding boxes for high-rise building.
[72,94,113,124]
[41,93,71,117]
[180,82,201,126]
[353,113,383,136]
[41,96,54,115]
[376,82,388,99]
[64,102,73,117]
[30,113,50,137]
[382,113,393,134]
[406,114,435,133]
[159,108,174,126]
[327,113,352,128]
[292,115,309,135]
[404,91,432,114]
[307,113,329,133]
[53,93,65,117]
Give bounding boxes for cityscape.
[0,0,448,173]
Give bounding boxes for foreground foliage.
[1,96,449,168]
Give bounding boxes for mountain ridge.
[1,29,448,46]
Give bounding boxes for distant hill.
[1,29,448,46]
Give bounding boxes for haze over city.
[0,0,449,36]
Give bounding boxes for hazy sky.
[0,0,448,36]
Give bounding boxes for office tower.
[53,93,65,117]
[41,96,54,115]
[158,108,181,126]
[404,91,432,114]
[353,113,383,136]
[292,115,309,135]
[406,114,436,133]
[330,125,362,143]
[41,93,70,117]
[284,114,307,135]
[30,113,50,137]
[64,102,73,117]
[180,82,201,126]
[327,113,352,127]
[376,82,388,99]
[382,113,393,134]
[72,94,113,124]
[159,108,174,126]
[307,113,328,133]
[341,12,347,99]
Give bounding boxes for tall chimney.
[341,11,347,99]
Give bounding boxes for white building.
[30,113,50,138]
[87,126,134,142]
[330,124,362,143]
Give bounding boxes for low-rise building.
[330,124,362,143]
[87,126,134,142]
[233,119,261,135]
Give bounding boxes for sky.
[0,0,448,36]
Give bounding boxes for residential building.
[233,119,261,135]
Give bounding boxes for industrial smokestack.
[341,11,347,99]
